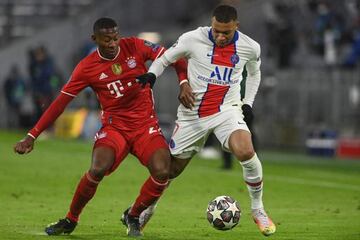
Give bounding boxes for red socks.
[66,172,101,222]
[129,176,168,217]
[65,173,168,221]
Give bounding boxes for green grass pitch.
[1,130,359,240]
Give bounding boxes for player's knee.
[152,169,169,182]
[150,161,170,182]
[148,149,171,181]
[89,159,113,179]
[91,146,115,179]
[234,148,255,161]
[88,167,106,180]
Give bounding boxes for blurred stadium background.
[1,0,360,158]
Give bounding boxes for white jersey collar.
[96,46,120,61]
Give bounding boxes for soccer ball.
[206,195,241,230]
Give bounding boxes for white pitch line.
[193,165,360,192]
[266,175,360,192]
[23,231,47,235]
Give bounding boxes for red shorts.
[93,121,168,175]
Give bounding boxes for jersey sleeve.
[61,62,89,97]
[243,42,261,107]
[28,93,73,139]
[135,37,188,83]
[148,33,190,80]
[135,38,166,62]
[163,33,191,64]
[28,62,88,139]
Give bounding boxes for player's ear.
[91,34,96,42]
[236,21,240,30]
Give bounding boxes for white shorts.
[169,108,249,159]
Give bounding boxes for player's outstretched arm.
[14,135,35,154]
[13,93,73,155]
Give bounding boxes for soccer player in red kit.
[13,17,187,237]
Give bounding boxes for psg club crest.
[111,63,122,75]
[169,139,176,149]
[230,54,240,65]
[126,56,137,69]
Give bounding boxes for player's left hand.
[14,135,35,154]
[136,72,156,88]
[178,81,195,109]
[242,104,254,128]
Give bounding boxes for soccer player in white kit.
[135,5,276,236]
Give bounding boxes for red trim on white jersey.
[154,47,165,60]
[198,84,230,118]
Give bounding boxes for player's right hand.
[136,72,156,88]
[14,135,35,154]
[178,82,195,109]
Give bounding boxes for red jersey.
[28,37,187,138]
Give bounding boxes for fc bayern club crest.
[230,54,240,64]
[126,57,137,69]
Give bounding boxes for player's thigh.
[213,109,251,154]
[131,122,169,169]
[93,126,130,176]
[169,119,211,159]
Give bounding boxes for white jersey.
[149,26,261,120]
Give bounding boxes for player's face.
[93,27,120,59]
[211,17,238,47]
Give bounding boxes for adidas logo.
[99,72,108,80]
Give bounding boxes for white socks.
[239,153,264,210]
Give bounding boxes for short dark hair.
[93,17,117,33]
[212,5,237,23]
